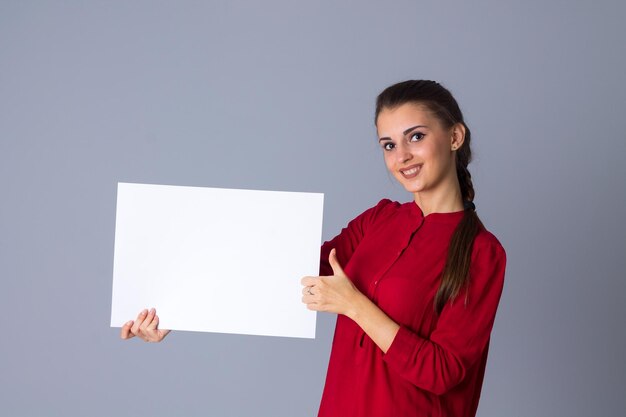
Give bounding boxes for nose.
[395,143,412,164]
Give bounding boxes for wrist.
[346,290,370,322]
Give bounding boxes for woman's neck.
[413,181,464,216]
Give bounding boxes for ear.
[450,123,466,151]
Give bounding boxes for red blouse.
[317,199,506,417]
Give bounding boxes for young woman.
[122,80,507,417]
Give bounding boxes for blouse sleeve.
[319,199,394,276]
[382,232,507,395]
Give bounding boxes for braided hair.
[375,80,483,315]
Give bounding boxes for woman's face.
[376,102,463,197]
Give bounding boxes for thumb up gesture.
[301,249,362,317]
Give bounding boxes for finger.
[120,320,135,339]
[301,285,316,295]
[306,302,321,311]
[130,309,149,335]
[302,294,316,304]
[301,276,318,287]
[302,294,318,307]
[139,308,156,333]
[147,312,160,331]
[329,248,346,277]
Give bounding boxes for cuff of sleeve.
[383,326,425,370]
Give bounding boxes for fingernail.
[141,309,148,315]
[149,308,155,313]
[126,320,133,326]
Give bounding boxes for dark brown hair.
[374,80,483,315]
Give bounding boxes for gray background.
[1,1,625,416]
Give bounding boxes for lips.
[400,164,422,179]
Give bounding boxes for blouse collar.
[407,201,466,225]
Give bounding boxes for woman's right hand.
[120,308,171,342]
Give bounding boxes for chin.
[399,181,425,194]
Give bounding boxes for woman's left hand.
[301,248,363,318]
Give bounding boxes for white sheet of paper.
[110,182,323,339]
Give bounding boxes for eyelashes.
[381,132,425,151]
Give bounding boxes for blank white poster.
[111,182,323,338]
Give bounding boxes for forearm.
[347,292,400,354]
[304,246,401,353]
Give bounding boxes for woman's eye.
[382,142,395,151]
[409,132,425,142]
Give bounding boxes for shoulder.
[343,198,404,234]
[371,198,403,215]
[358,198,405,223]
[470,226,507,280]
[474,227,505,255]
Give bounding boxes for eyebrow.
[378,125,428,142]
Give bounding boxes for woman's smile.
[399,163,422,179]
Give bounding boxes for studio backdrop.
[1,1,625,416]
